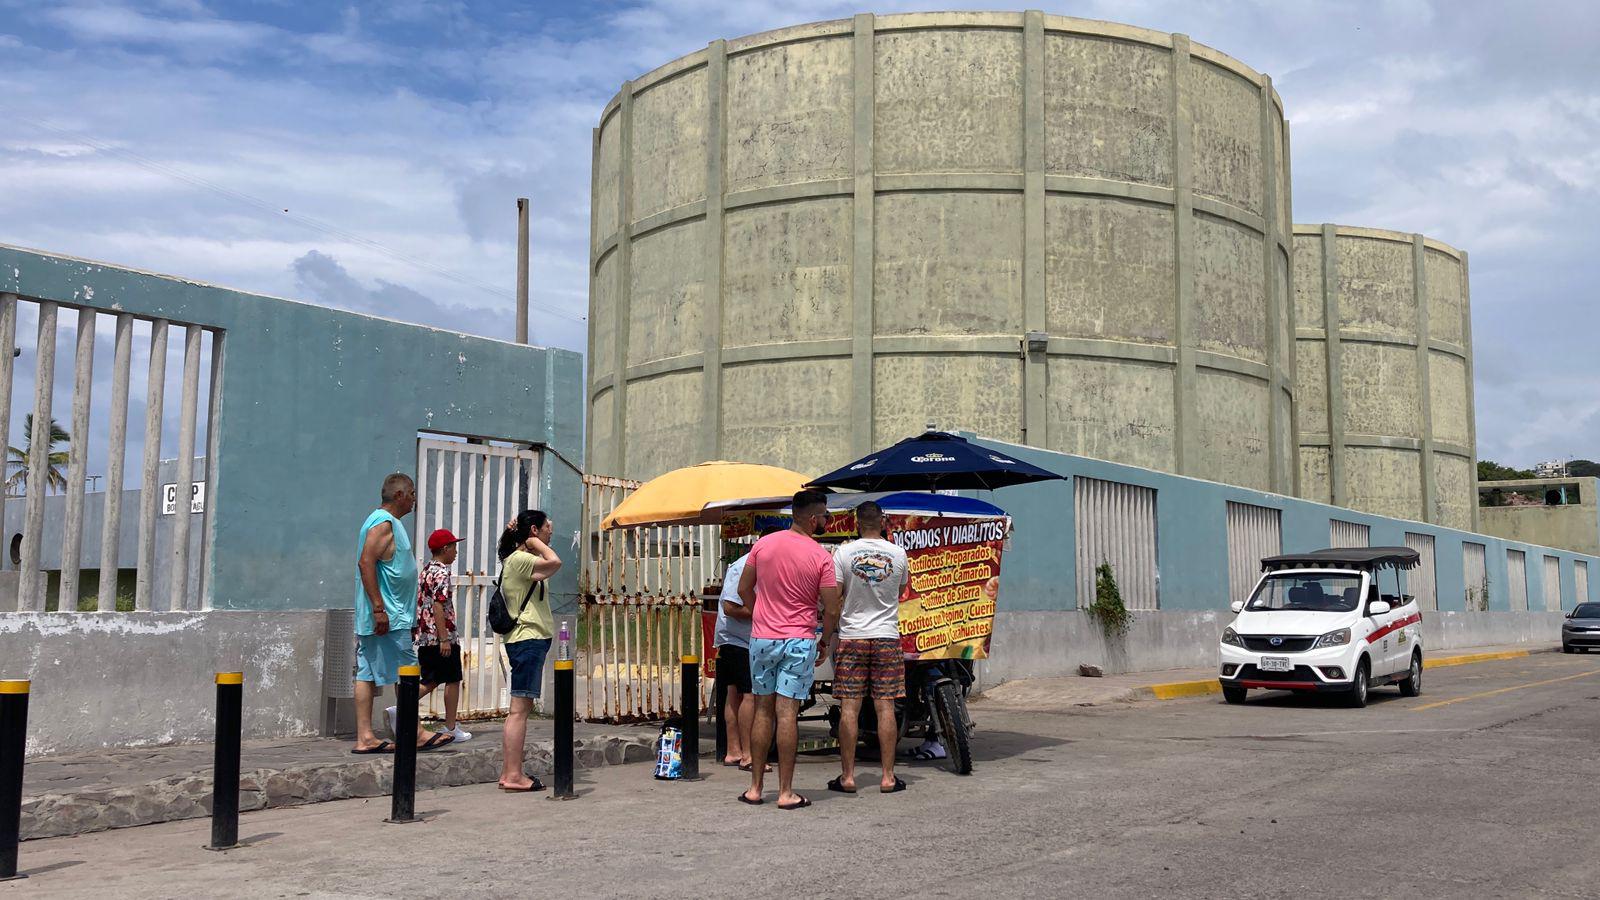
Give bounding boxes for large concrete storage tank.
[1292,225,1477,530]
[588,12,1295,489]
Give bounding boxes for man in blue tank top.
[351,473,450,753]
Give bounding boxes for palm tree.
[6,414,70,496]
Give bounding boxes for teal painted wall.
[0,245,585,612]
[967,437,1600,615]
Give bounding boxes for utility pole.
[516,198,530,344]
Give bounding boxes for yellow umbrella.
[601,461,811,529]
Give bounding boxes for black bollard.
[205,672,243,851]
[386,665,420,824]
[680,655,700,781]
[713,663,728,766]
[0,680,28,882]
[552,659,575,800]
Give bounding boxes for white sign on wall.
[162,481,206,515]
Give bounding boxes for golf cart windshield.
[1246,572,1363,613]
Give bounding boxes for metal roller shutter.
[1404,532,1437,610]
[1330,519,1370,549]
[1227,502,1281,606]
[1544,555,1562,611]
[1074,477,1160,611]
[1507,549,1528,611]
[1463,542,1487,609]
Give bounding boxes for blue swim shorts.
[355,631,418,687]
[749,637,818,700]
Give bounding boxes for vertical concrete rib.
[59,308,96,609]
[1282,121,1300,497]
[198,331,224,610]
[1022,10,1048,448]
[97,314,133,611]
[1461,250,1479,531]
[1169,35,1198,475]
[1320,225,1347,507]
[169,325,202,610]
[611,85,635,475]
[1412,234,1437,523]
[850,13,875,455]
[701,39,727,462]
[134,319,168,611]
[586,125,601,472]
[0,295,16,589]
[1259,78,1285,495]
[18,302,58,611]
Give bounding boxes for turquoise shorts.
[355,631,417,687]
[749,637,818,700]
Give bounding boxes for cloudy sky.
[0,0,1596,476]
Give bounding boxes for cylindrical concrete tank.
[1292,225,1477,530]
[588,12,1294,490]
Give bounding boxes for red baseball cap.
[427,529,463,553]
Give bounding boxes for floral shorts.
[832,638,906,700]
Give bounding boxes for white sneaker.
[384,705,398,739]
[446,725,472,743]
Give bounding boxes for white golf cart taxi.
[1218,547,1424,708]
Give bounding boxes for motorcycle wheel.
[933,680,973,776]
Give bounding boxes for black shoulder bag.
[487,576,541,635]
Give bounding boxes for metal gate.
[1577,560,1590,604]
[1507,549,1528,611]
[1404,533,1437,610]
[1329,519,1370,549]
[1226,502,1281,606]
[1543,555,1562,612]
[579,474,718,723]
[1074,477,1159,610]
[414,436,541,720]
[1463,542,1488,610]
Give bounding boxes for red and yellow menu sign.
[892,515,1007,660]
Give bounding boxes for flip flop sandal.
[350,741,394,755]
[498,775,546,793]
[418,732,455,751]
[881,776,908,794]
[777,796,812,811]
[827,776,856,794]
[738,762,774,773]
[722,759,743,767]
[737,792,765,806]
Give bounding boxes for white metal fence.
[1543,555,1562,612]
[579,474,718,723]
[1507,549,1528,611]
[1404,532,1438,610]
[1226,501,1281,606]
[0,293,220,612]
[413,436,540,721]
[1074,477,1159,610]
[1329,519,1370,549]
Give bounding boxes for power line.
[3,108,586,324]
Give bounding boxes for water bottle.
[558,620,571,661]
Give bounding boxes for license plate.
[1260,656,1293,672]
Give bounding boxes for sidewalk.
[972,643,1559,711]
[21,718,660,841]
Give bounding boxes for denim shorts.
[355,631,417,688]
[505,637,552,699]
[749,637,817,700]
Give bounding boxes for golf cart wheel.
[1345,659,1370,708]
[1221,683,1248,705]
[933,680,973,776]
[1398,651,1422,697]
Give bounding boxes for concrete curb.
[21,732,658,841]
[1131,645,1558,702]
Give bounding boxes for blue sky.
[0,0,1597,472]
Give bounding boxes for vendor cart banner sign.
[893,515,1007,660]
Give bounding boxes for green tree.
[6,414,71,496]
[1566,459,1600,479]
[1478,459,1534,482]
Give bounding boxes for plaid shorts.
[833,638,905,700]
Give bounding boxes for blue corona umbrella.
[808,431,1066,492]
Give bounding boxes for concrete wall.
[967,436,1596,680]
[1292,225,1477,531]
[1478,478,1600,556]
[589,12,1296,497]
[0,245,586,614]
[0,611,326,757]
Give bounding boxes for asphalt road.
[6,653,1600,899]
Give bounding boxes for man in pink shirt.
[736,489,841,811]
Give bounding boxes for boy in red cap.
[414,528,470,743]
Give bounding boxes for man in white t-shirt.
[827,501,910,794]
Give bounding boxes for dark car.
[1562,603,1600,653]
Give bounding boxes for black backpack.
[487,577,541,635]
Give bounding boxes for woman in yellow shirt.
[496,509,561,792]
